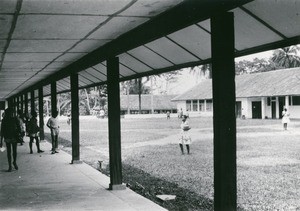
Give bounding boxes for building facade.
[172,68,300,119]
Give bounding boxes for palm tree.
[271,45,300,68]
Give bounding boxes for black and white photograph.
[0,0,300,210]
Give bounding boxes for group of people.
[0,108,60,172]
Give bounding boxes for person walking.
[0,108,20,172]
[179,115,191,155]
[47,111,60,154]
[28,110,44,154]
[282,107,290,130]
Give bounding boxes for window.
[199,100,204,111]
[186,100,191,111]
[206,99,213,111]
[267,97,271,106]
[192,100,198,111]
[292,96,300,105]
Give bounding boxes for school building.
[172,67,300,119]
[120,94,177,114]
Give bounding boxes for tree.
[188,63,212,82]
[271,45,300,69]
[235,58,274,75]
[157,71,181,94]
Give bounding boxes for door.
[252,101,262,119]
[278,97,285,119]
[271,101,276,119]
[235,101,242,118]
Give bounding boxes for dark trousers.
[51,134,58,152]
[6,142,17,167]
[29,136,41,152]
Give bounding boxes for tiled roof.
[120,94,177,110]
[172,67,300,101]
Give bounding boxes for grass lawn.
[45,116,300,210]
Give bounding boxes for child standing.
[179,115,191,154]
[28,111,44,154]
[282,107,290,130]
[47,111,60,154]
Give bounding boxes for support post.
[7,98,12,109]
[31,90,35,112]
[16,96,20,112]
[24,93,28,115]
[276,97,279,118]
[285,96,289,110]
[21,95,24,113]
[107,57,125,190]
[12,98,15,115]
[261,97,266,119]
[71,74,81,164]
[51,82,57,115]
[211,12,236,210]
[38,87,45,141]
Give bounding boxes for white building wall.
[288,106,300,118]
[175,97,300,119]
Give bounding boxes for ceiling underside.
[0,0,299,100]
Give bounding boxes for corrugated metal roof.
[1,0,300,100]
[172,67,300,101]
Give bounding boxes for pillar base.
[71,160,83,164]
[109,184,126,190]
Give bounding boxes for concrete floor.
[0,139,167,211]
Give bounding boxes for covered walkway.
[0,139,166,211]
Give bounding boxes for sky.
[167,50,275,95]
[156,45,300,95]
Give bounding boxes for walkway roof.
[0,0,299,100]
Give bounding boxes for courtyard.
[44,116,300,210]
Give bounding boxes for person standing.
[16,110,26,145]
[166,111,170,119]
[0,108,20,172]
[179,115,191,155]
[282,107,290,130]
[47,111,60,154]
[28,110,44,154]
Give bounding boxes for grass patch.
[48,116,300,210]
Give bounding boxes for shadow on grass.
[105,164,214,211]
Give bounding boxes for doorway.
[278,97,285,119]
[252,101,262,119]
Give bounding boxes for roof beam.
[18,0,251,96]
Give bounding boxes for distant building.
[120,94,177,114]
[172,67,300,119]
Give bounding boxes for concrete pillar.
[261,97,266,119]
[107,57,125,190]
[24,93,28,115]
[211,12,236,210]
[16,96,20,112]
[51,82,57,115]
[285,96,289,110]
[31,90,35,112]
[38,87,45,141]
[276,97,279,118]
[21,95,24,113]
[71,74,81,164]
